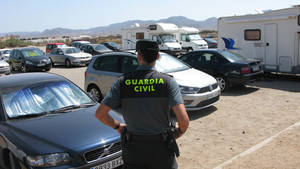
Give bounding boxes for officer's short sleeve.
[168,77,184,107]
[101,79,121,110]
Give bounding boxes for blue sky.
[0,0,299,33]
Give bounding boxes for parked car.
[204,38,217,48]
[46,43,66,53]
[179,49,264,91]
[101,42,121,51]
[8,47,52,72]
[81,44,112,55]
[0,73,123,169]
[0,60,10,75]
[0,49,11,61]
[48,47,92,67]
[72,41,90,49]
[84,51,221,111]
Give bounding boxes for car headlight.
[47,59,51,64]
[25,61,34,65]
[179,85,201,94]
[26,153,71,167]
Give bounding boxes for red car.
[46,43,66,53]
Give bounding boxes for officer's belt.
[128,133,164,142]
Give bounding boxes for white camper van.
[175,27,208,51]
[218,6,300,74]
[122,23,182,55]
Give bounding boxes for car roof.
[57,46,76,49]
[47,43,65,45]
[12,47,40,50]
[0,73,66,91]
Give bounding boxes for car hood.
[6,105,123,154]
[26,55,49,63]
[164,42,181,48]
[192,40,207,45]
[0,60,9,67]
[168,68,217,88]
[67,53,92,58]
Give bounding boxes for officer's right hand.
[117,123,127,134]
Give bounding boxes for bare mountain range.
[1,16,217,38]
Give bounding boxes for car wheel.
[216,76,227,92]
[9,64,14,71]
[9,152,21,169]
[88,85,103,102]
[20,64,27,73]
[65,59,71,68]
[187,48,193,52]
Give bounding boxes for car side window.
[57,49,63,55]
[16,50,22,59]
[181,53,197,66]
[10,50,15,59]
[93,56,120,72]
[50,48,57,54]
[121,56,138,73]
[201,53,219,65]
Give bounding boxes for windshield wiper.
[48,103,96,114]
[9,112,48,120]
[48,105,81,114]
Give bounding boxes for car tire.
[8,152,21,169]
[9,64,14,72]
[87,85,103,102]
[20,64,27,73]
[215,76,227,92]
[65,59,72,68]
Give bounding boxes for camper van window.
[244,29,261,41]
[181,34,187,41]
[136,33,144,40]
[159,34,176,43]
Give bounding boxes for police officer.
[95,39,189,169]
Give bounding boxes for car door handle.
[266,43,269,46]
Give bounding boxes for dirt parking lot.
[49,67,300,169]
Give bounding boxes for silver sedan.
[0,60,10,75]
[84,52,221,111]
[48,47,92,67]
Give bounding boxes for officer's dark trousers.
[121,135,178,169]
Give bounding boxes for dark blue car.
[0,73,123,169]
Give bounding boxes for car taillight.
[211,43,217,45]
[84,71,87,77]
[241,67,251,74]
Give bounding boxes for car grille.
[198,83,218,93]
[84,142,121,163]
[196,96,219,107]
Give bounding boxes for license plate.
[91,157,123,169]
[38,63,45,66]
[252,65,259,71]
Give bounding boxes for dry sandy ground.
[176,74,300,169]
[48,67,300,169]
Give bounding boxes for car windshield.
[63,48,81,54]
[159,34,176,43]
[2,81,94,118]
[95,45,110,51]
[188,34,202,40]
[107,42,119,49]
[220,50,248,62]
[57,44,67,48]
[22,48,44,58]
[155,53,189,73]
[3,50,11,54]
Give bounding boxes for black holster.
[162,125,180,157]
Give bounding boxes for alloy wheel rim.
[89,88,100,102]
[216,77,226,91]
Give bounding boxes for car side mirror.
[58,52,64,55]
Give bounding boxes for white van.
[175,27,208,51]
[218,6,300,74]
[122,23,182,55]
